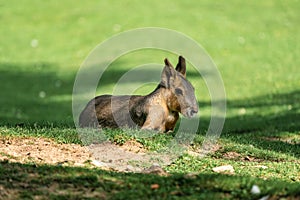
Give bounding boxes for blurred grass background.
[0,0,299,128]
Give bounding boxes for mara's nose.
[189,109,198,117]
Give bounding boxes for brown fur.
[79,56,198,132]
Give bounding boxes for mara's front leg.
[141,106,167,132]
[165,111,179,132]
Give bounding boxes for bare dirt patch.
[0,136,219,174]
[220,150,264,162]
[261,136,300,145]
[223,151,242,159]
[120,139,146,153]
[188,143,221,157]
[0,136,91,167]
[0,136,171,174]
[88,141,173,173]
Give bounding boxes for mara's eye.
[175,88,183,95]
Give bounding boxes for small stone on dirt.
[212,165,234,174]
[91,160,107,168]
[244,156,255,161]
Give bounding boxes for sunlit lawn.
[0,0,299,199]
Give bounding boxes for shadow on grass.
[0,61,205,127]
[191,90,299,133]
[1,58,298,128]
[224,90,300,134]
[0,161,299,199]
[218,90,300,159]
[0,63,74,126]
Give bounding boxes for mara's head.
[160,56,199,118]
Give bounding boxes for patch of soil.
[188,143,221,157]
[0,136,220,174]
[120,139,146,153]
[0,137,91,167]
[89,139,222,173]
[223,151,242,159]
[88,141,173,173]
[220,151,263,162]
[261,136,299,145]
[0,136,171,174]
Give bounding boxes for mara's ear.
[175,56,186,77]
[164,58,174,68]
[160,64,176,88]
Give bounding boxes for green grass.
[0,0,300,199]
[0,161,299,199]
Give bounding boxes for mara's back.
[79,95,147,128]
